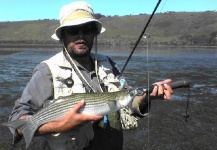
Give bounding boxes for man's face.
[62,22,98,58]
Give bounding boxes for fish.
[2,89,137,148]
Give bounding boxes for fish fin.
[107,100,116,107]
[2,118,37,148]
[22,118,38,148]
[1,119,26,129]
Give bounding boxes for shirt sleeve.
[9,63,53,121]
[131,96,151,117]
[8,62,53,145]
[108,57,151,117]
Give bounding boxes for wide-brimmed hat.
[51,1,105,40]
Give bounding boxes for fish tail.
[2,117,37,148]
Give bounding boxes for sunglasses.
[65,24,98,36]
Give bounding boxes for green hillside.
[0,11,217,47]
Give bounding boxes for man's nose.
[77,30,84,38]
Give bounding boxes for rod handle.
[169,80,190,89]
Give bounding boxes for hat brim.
[51,18,105,40]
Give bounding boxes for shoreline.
[0,42,217,50]
[0,44,217,52]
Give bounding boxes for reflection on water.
[0,50,58,100]
[0,46,217,111]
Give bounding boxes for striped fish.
[3,89,137,148]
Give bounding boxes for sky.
[0,0,216,22]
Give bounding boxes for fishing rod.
[135,80,191,122]
[136,80,191,96]
[120,0,162,75]
[116,0,191,121]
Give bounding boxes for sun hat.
[51,1,105,40]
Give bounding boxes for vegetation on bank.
[0,11,217,47]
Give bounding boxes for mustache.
[74,39,87,44]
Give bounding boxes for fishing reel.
[135,86,155,96]
[135,88,146,96]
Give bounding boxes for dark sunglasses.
[65,24,98,36]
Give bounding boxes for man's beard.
[67,45,91,58]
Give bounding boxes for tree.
[94,13,105,19]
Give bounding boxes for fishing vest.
[43,51,138,131]
[41,51,137,149]
[43,51,124,127]
[43,51,121,99]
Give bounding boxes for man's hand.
[54,100,103,132]
[137,79,173,106]
[151,79,173,100]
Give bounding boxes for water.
[0,46,217,149]
[0,46,216,114]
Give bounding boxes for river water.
[0,46,217,149]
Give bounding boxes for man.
[8,1,172,150]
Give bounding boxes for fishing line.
[120,0,164,148]
[147,0,168,31]
[147,0,191,123]
[118,0,164,148]
[144,34,151,148]
[183,87,190,122]
[120,0,163,76]
[143,1,168,140]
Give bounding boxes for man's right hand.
[19,100,103,135]
[51,100,103,133]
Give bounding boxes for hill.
[0,11,217,47]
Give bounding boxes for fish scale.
[32,92,121,126]
[32,92,119,125]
